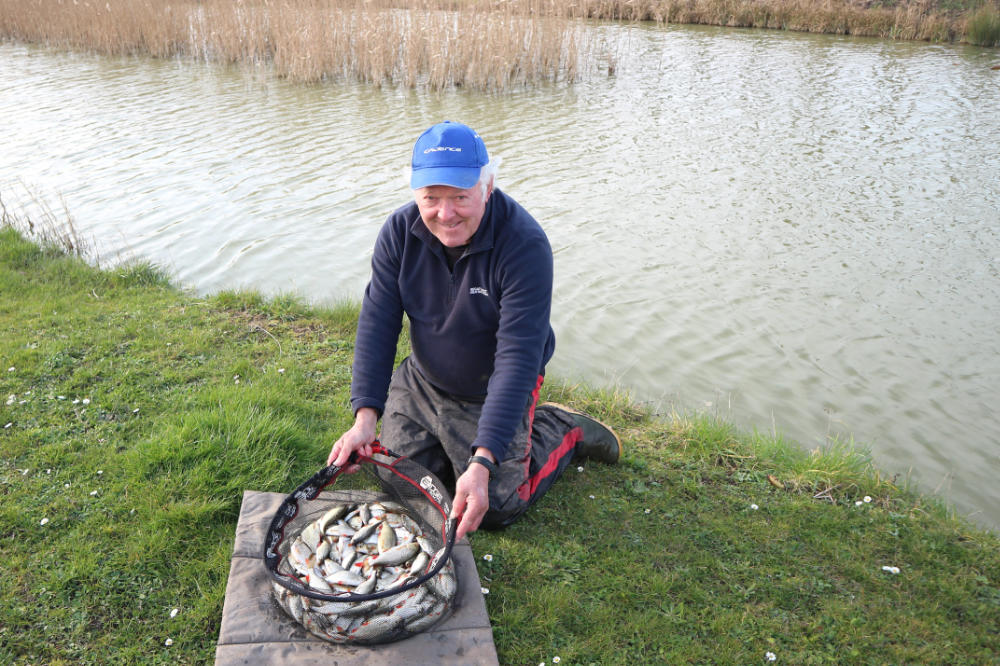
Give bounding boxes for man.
[327,121,621,540]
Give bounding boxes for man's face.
[414,182,491,248]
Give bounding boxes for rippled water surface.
[2,25,999,529]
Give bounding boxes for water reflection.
[2,24,999,529]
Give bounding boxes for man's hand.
[451,448,494,540]
[327,407,378,472]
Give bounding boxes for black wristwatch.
[466,454,498,480]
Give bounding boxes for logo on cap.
[411,121,489,190]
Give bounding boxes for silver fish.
[346,511,364,530]
[350,520,379,545]
[371,541,420,567]
[308,567,335,593]
[385,512,408,529]
[287,594,305,623]
[276,499,456,646]
[315,539,331,563]
[341,546,358,570]
[317,505,349,532]
[334,596,386,618]
[299,521,323,551]
[378,520,396,553]
[288,540,315,575]
[325,522,355,538]
[409,551,430,575]
[311,601,349,615]
[368,502,387,521]
[321,557,345,577]
[325,569,363,587]
[301,610,324,636]
[416,535,436,555]
[404,603,446,633]
[425,567,456,601]
[399,514,423,536]
[388,587,430,622]
[350,616,401,642]
[354,570,378,595]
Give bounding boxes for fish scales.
[378,520,396,553]
[371,542,420,567]
[274,499,456,645]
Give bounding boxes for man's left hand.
[451,450,493,540]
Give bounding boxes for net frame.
[263,444,458,603]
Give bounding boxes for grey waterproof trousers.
[379,357,581,529]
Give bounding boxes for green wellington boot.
[540,402,622,464]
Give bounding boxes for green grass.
[2,223,998,664]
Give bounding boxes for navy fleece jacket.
[349,188,556,462]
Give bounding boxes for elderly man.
[327,121,621,539]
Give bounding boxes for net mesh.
[263,445,459,645]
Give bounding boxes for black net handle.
[263,444,458,602]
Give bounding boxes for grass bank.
[0,0,996,95]
[2,219,999,664]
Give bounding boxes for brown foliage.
[0,0,589,90]
[0,0,983,92]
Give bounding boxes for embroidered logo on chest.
[469,287,489,297]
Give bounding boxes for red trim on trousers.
[521,426,582,500]
[517,374,544,494]
[517,376,581,501]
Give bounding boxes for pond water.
[2,24,999,530]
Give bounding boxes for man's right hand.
[327,407,379,471]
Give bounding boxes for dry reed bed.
[562,0,977,41]
[0,0,589,90]
[0,0,991,92]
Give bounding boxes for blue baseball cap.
[410,121,489,190]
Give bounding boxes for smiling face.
[414,182,492,248]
